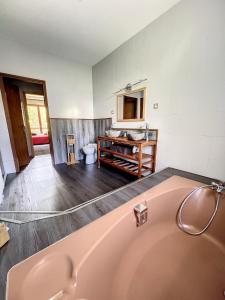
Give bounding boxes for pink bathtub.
[6,176,225,300]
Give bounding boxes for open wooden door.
[0,72,55,171]
[4,82,30,168]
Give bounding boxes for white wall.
[0,34,93,118]
[93,0,225,180]
[0,168,4,204]
[0,34,93,173]
[0,92,16,173]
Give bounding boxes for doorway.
[0,73,54,172]
[26,93,50,156]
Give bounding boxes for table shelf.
[100,147,152,162]
[99,157,152,177]
[97,135,158,178]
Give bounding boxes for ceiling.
[0,0,180,66]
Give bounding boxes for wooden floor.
[0,154,135,215]
[0,167,215,298]
[33,144,50,155]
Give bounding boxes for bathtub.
[6,176,225,300]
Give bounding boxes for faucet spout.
[134,203,148,227]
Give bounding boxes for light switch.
[153,103,159,109]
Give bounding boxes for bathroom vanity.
[97,86,158,178]
[97,134,157,178]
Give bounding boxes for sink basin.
[127,132,145,141]
[105,130,121,138]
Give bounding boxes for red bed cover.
[32,134,49,145]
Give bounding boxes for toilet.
[82,143,97,164]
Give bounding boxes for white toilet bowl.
[82,143,97,164]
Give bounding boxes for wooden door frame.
[0,72,55,172]
[22,91,35,158]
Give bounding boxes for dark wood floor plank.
[0,154,134,214]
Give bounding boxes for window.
[27,105,48,134]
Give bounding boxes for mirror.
[117,88,146,122]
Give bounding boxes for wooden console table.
[97,136,157,178]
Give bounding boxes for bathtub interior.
[6,176,225,300]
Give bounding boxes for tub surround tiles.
[0,167,216,299]
[94,118,113,140]
[51,118,112,164]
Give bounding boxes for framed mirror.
[117,87,146,122]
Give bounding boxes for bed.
[32,134,49,145]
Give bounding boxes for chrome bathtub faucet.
[134,203,148,227]
[211,182,225,193]
[177,181,225,236]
